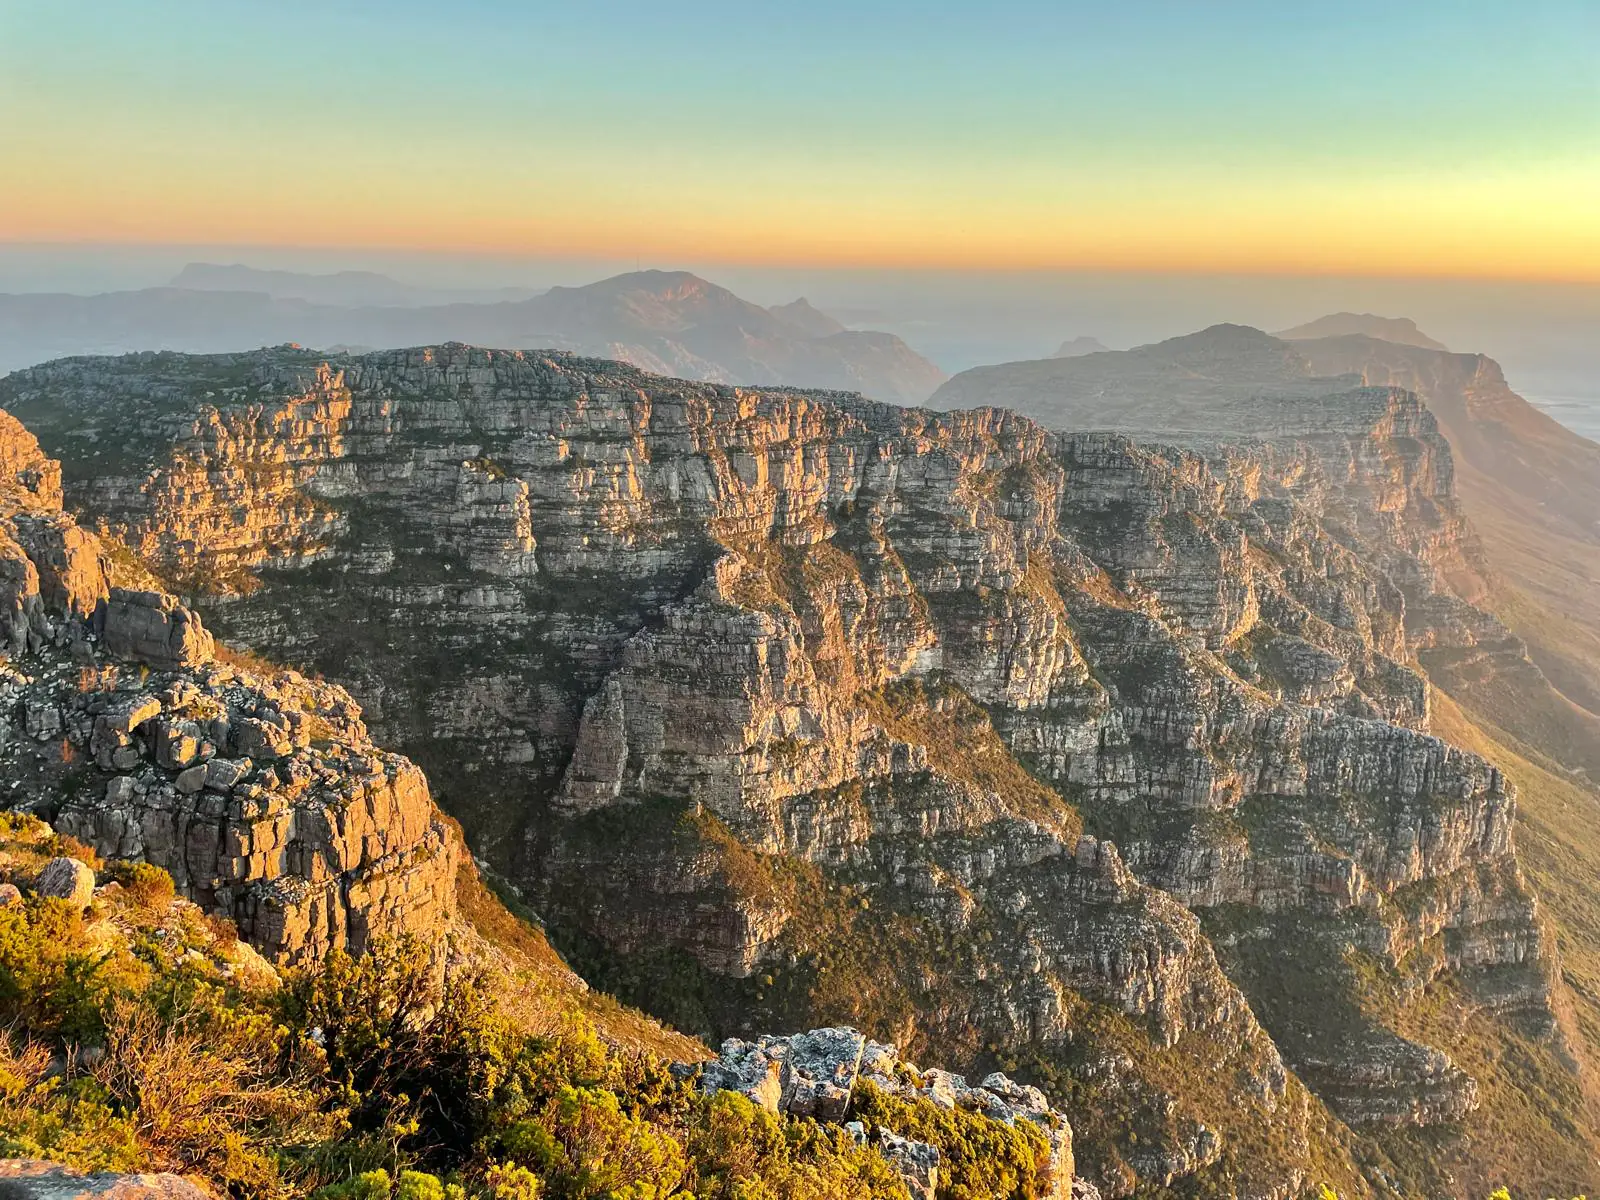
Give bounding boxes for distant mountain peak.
[567,269,722,299]
[1052,336,1110,358]
[0,267,945,404]
[1275,312,1448,351]
[769,297,847,339]
[1131,322,1299,362]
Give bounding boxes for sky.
[3,0,1598,280]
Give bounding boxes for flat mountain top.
[1275,312,1449,350]
[931,323,1348,429]
[169,261,542,306]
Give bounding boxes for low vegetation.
[0,813,1074,1200]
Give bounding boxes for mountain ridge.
[0,270,946,404]
[4,342,1592,1195]
[1275,313,1450,351]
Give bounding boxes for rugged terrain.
[931,320,1600,782]
[1,343,1590,1195]
[0,403,458,965]
[0,377,1090,1200]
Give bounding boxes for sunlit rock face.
[0,345,1561,1197]
[0,401,460,967]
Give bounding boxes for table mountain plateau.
[1,342,1592,1197]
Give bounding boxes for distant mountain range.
[0,267,946,404]
[169,262,545,306]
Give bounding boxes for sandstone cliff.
[0,407,458,965]
[1,344,1585,1196]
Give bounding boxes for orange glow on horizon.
[5,161,1598,286]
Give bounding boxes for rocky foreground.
[0,344,1589,1196]
[0,405,457,964]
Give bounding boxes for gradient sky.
[3,0,1598,279]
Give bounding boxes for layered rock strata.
[0,407,458,965]
[0,345,1563,1195]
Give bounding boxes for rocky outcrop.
[0,345,1565,1195]
[0,1161,210,1200]
[1299,1035,1479,1128]
[0,411,109,658]
[8,652,461,965]
[695,1026,1076,1198]
[0,404,460,966]
[97,589,215,668]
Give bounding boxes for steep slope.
[935,327,1600,1190]
[1286,333,1600,767]
[0,406,459,965]
[934,325,1600,773]
[0,271,946,404]
[0,395,1094,1200]
[3,344,1590,1195]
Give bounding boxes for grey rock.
[203,757,251,792]
[174,765,208,794]
[0,1159,212,1200]
[33,858,94,909]
[101,696,162,736]
[696,1027,1075,1195]
[153,720,204,769]
[98,588,214,669]
[878,1132,939,1200]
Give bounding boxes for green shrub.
[313,1170,395,1200]
[851,1079,1052,1200]
[0,882,947,1200]
[114,862,176,910]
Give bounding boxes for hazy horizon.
[3,239,1597,437]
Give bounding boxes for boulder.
[98,589,213,669]
[33,858,95,909]
[203,757,252,792]
[781,1027,866,1120]
[0,1159,211,1200]
[174,765,208,794]
[878,1132,940,1200]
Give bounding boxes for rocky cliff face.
[0,344,1573,1196]
[0,406,459,966]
